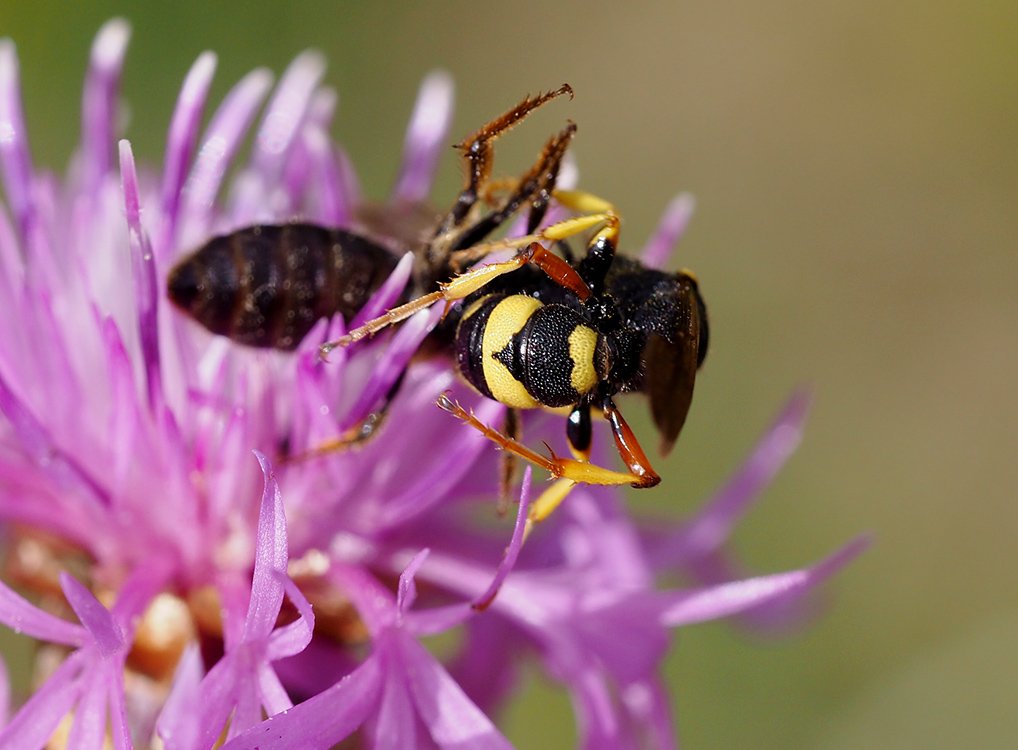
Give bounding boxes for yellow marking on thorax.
[481,295,542,409]
[568,325,599,395]
[460,294,490,323]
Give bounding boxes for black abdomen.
[167,224,400,349]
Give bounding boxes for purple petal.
[640,192,695,270]
[119,139,162,409]
[645,390,812,569]
[0,577,85,646]
[181,67,274,220]
[0,656,7,727]
[227,674,265,742]
[398,634,512,749]
[619,679,677,750]
[156,644,203,750]
[446,619,521,716]
[392,71,455,203]
[373,655,418,750]
[569,665,622,750]
[326,564,394,637]
[251,51,325,174]
[106,667,132,750]
[159,51,217,254]
[402,476,534,633]
[573,596,669,684]
[396,549,431,621]
[301,126,350,225]
[243,453,287,641]
[257,662,292,717]
[67,668,108,750]
[0,369,109,507]
[265,577,315,660]
[472,468,532,611]
[109,562,173,626]
[0,651,85,748]
[659,537,870,627]
[221,655,383,750]
[376,391,505,530]
[0,188,24,290]
[80,18,130,193]
[60,572,124,657]
[194,655,241,750]
[333,145,362,213]
[340,304,442,432]
[349,251,414,331]
[0,39,36,238]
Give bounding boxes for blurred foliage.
[1,1,1016,747]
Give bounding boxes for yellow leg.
[523,478,577,541]
[436,395,649,487]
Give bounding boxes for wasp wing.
[644,282,705,456]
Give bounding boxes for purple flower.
[0,19,866,750]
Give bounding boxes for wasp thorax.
[455,293,604,410]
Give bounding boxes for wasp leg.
[497,408,521,517]
[519,402,594,532]
[436,394,652,488]
[464,184,624,297]
[601,395,660,488]
[437,85,573,237]
[286,370,408,463]
[448,208,620,288]
[566,401,593,461]
[324,239,590,351]
[449,122,576,253]
[320,290,444,352]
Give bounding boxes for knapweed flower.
[0,19,866,750]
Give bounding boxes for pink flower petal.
[79,18,130,193]
[256,662,293,718]
[349,251,414,332]
[300,126,350,225]
[243,453,287,641]
[0,651,85,748]
[0,39,36,238]
[644,389,812,569]
[373,655,419,750]
[0,577,84,647]
[59,572,123,656]
[66,667,109,750]
[251,51,325,175]
[340,304,443,433]
[118,139,162,408]
[221,655,384,750]
[471,468,533,611]
[159,51,217,254]
[0,656,7,728]
[640,192,696,270]
[396,548,431,621]
[659,537,870,627]
[265,577,315,661]
[155,644,203,750]
[398,634,512,749]
[181,67,274,220]
[392,71,455,204]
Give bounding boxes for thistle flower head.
[0,19,866,749]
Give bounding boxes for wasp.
[167,85,709,514]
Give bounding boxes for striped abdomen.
[167,224,400,349]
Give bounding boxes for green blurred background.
[1,1,1015,747]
